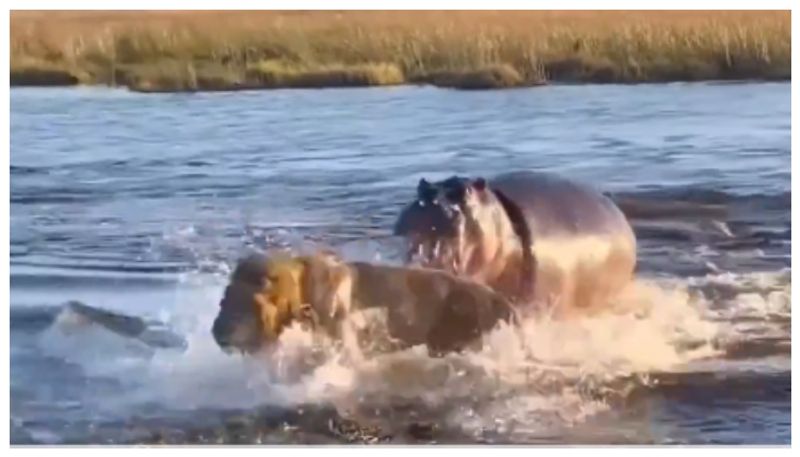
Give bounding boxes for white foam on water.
[245,269,786,437]
[689,269,791,315]
[34,256,790,439]
[688,269,790,342]
[148,274,726,436]
[39,307,163,373]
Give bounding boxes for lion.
[211,251,517,356]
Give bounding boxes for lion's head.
[211,253,317,354]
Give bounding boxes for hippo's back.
[490,171,633,241]
[490,171,637,312]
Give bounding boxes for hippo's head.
[394,176,499,275]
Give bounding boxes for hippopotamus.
[393,170,637,317]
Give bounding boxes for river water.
[9,82,790,444]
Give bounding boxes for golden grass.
[10,10,791,91]
[122,60,249,92]
[421,64,529,89]
[246,60,405,88]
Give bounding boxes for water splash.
[33,257,790,441]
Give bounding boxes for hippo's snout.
[394,199,458,239]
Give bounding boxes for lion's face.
[211,254,311,354]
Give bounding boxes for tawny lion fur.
[212,251,516,355]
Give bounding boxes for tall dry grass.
[10,10,791,91]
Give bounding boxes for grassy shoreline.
[11,11,791,92]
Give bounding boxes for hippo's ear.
[465,178,487,198]
[417,178,437,201]
[464,177,489,203]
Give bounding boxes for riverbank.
[11,11,790,92]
